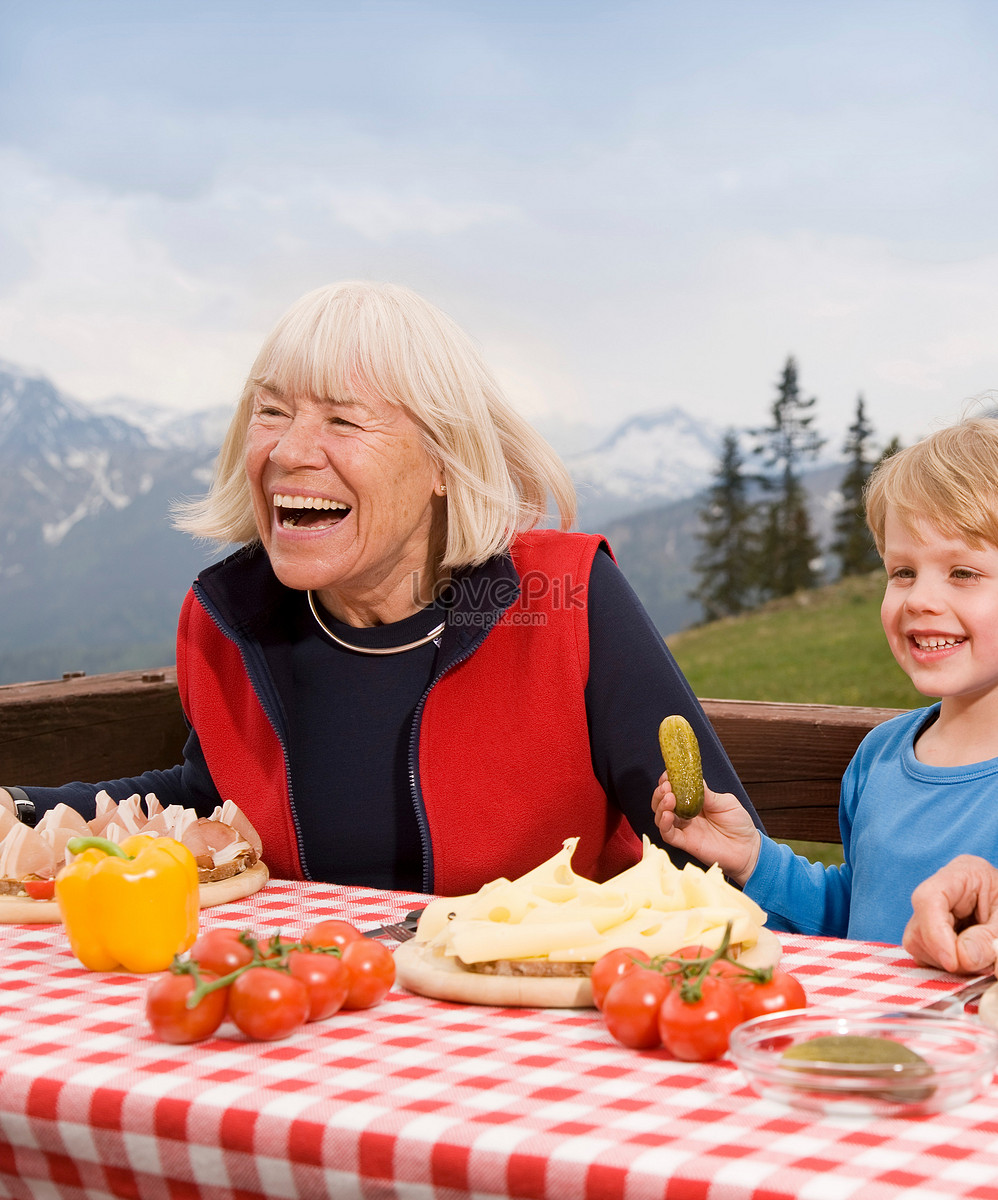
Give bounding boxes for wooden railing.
[0,670,907,844]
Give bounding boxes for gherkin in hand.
[658,715,704,819]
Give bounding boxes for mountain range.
[0,361,846,684]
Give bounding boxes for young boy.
[653,415,998,945]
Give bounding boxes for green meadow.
[666,571,926,866]
[666,570,924,710]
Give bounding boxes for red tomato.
[287,949,351,1021]
[228,967,310,1041]
[24,879,55,901]
[658,975,742,1062]
[146,970,228,1044]
[340,938,396,1010]
[601,967,671,1049]
[590,947,652,1011]
[190,928,255,977]
[735,969,807,1021]
[304,920,364,951]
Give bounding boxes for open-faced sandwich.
[393,836,779,1007]
[0,791,265,912]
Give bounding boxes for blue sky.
[1,0,996,451]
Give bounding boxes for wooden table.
[1,880,997,1200]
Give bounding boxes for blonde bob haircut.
[174,282,577,568]
[865,415,998,556]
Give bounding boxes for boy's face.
[881,512,998,704]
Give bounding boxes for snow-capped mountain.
[0,363,221,683]
[88,392,233,451]
[0,363,216,549]
[566,407,723,529]
[0,358,846,682]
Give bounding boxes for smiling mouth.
[273,493,351,530]
[911,635,966,651]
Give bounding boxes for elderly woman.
[2,282,763,894]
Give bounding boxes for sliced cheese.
[449,920,601,964]
[415,835,768,967]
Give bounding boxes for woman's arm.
[583,550,765,855]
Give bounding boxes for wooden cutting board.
[393,926,782,1009]
[0,860,270,925]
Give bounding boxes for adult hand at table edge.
[903,855,998,975]
[0,788,14,814]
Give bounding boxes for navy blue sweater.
[19,548,763,890]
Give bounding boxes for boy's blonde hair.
[174,281,576,568]
[865,416,998,555]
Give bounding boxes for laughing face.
[244,385,445,625]
[880,512,998,707]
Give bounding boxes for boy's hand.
[651,769,761,886]
[904,856,998,974]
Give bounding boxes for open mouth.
[273,493,351,530]
[910,634,966,652]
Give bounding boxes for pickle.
[657,715,704,819]
[782,1034,936,1103]
[782,1035,928,1067]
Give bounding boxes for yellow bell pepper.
[55,834,200,973]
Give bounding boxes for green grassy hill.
[666,572,928,866]
[666,570,925,709]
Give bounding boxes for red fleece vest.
[176,530,642,892]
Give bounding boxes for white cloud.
[1,1,997,453]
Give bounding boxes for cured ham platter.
[0,790,268,924]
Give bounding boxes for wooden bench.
[0,670,907,845]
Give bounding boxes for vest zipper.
[407,637,485,893]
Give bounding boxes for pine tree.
[753,357,825,600]
[690,429,759,621]
[832,394,881,577]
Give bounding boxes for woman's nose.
[269,414,326,470]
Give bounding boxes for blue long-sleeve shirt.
[745,704,998,944]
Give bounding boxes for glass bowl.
[729,1008,998,1116]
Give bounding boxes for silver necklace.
[307,590,445,656]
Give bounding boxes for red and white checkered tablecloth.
[2,880,998,1200]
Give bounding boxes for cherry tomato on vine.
[304,919,364,951]
[658,975,742,1062]
[287,949,351,1021]
[228,967,309,1041]
[602,967,671,1049]
[590,947,652,1011]
[190,928,254,976]
[340,938,396,1009]
[669,945,746,986]
[735,969,807,1021]
[146,970,228,1044]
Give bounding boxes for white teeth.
[913,635,964,650]
[273,494,348,511]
